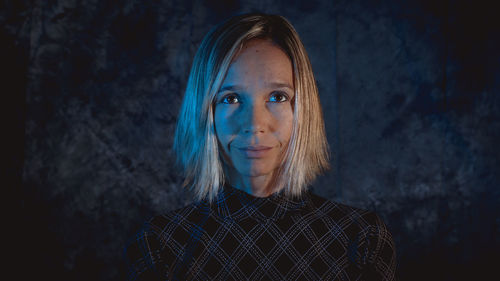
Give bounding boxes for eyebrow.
[217,82,294,93]
[269,82,294,90]
[217,85,243,93]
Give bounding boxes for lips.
[237,145,273,158]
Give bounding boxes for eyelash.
[220,94,239,104]
[269,91,289,102]
[219,92,290,104]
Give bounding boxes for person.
[125,13,397,280]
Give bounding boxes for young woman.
[126,13,397,280]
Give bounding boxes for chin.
[237,165,276,177]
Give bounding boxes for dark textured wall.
[5,0,499,280]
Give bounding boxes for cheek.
[214,106,236,147]
[272,106,294,143]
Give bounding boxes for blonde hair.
[173,13,330,202]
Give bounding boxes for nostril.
[243,126,265,134]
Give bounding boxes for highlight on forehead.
[219,39,295,97]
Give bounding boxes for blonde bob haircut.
[174,13,330,202]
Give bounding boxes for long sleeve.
[362,213,398,281]
[124,222,165,281]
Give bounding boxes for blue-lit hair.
[173,13,330,202]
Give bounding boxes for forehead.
[222,39,293,87]
[234,38,288,61]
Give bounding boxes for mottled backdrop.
[5,0,499,280]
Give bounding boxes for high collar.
[206,183,312,222]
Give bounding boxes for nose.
[241,100,268,135]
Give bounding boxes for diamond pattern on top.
[125,184,397,280]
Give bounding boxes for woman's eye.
[269,92,289,102]
[221,94,239,104]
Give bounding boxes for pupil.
[226,96,236,103]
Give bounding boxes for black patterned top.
[125,184,397,280]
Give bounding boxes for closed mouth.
[238,146,272,151]
[236,145,273,158]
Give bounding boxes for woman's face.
[214,39,294,180]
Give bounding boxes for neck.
[227,169,276,198]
